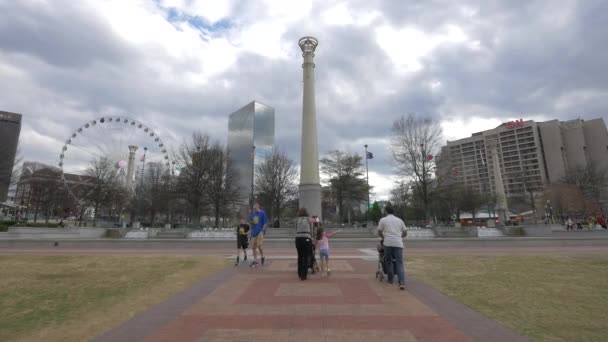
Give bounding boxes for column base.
[299,183,322,221]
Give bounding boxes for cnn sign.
[505,119,524,129]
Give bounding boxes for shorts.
[237,235,249,249]
[251,233,264,248]
[319,248,329,261]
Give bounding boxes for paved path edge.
[407,277,528,342]
[91,265,236,342]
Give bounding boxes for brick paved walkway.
[93,256,526,342]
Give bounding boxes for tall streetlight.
[364,144,372,225]
[135,147,147,229]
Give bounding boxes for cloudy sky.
[1,0,607,200]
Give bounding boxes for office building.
[227,101,275,208]
[0,111,22,202]
[437,118,608,199]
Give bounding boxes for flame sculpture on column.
[298,36,322,220]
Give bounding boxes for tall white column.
[126,145,138,192]
[298,36,322,220]
[490,142,509,225]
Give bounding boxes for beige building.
[437,118,608,200]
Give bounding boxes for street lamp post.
[135,147,147,229]
[364,144,370,225]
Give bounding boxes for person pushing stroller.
[377,205,407,290]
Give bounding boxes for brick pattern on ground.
[144,259,472,342]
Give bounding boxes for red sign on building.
[505,119,524,129]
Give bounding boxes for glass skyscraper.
[0,110,22,202]
[227,101,275,209]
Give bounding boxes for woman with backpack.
[295,208,313,280]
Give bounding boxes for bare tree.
[390,181,410,221]
[564,161,608,210]
[175,132,211,224]
[83,157,123,225]
[544,183,596,216]
[320,150,369,224]
[457,186,488,222]
[503,170,542,221]
[141,163,169,226]
[433,181,462,223]
[204,143,240,227]
[174,133,240,226]
[391,113,442,221]
[254,148,298,224]
[17,166,64,222]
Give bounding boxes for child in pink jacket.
[316,227,340,276]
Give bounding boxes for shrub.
[0,220,18,232]
[105,229,122,238]
[511,227,526,236]
[0,220,18,226]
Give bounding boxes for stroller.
[308,220,321,275]
[309,243,320,274]
[375,239,397,282]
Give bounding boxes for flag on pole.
[366,151,374,159]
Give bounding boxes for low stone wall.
[3,227,107,239]
[522,225,554,237]
[477,228,505,238]
[189,230,235,240]
[405,228,436,239]
[124,231,149,239]
[124,229,161,239]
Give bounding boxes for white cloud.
[440,116,503,142]
[160,0,233,23]
[375,23,474,72]
[369,171,399,201]
[321,2,380,27]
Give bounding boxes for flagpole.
[364,144,370,224]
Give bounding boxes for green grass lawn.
[0,255,226,342]
[408,256,608,342]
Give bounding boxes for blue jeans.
[384,246,405,284]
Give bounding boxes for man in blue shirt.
[249,202,268,267]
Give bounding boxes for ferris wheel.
[58,116,170,204]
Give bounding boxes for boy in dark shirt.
[235,218,250,266]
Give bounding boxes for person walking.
[249,203,268,268]
[598,212,607,229]
[295,208,313,280]
[377,205,408,290]
[316,226,339,276]
[235,218,250,266]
